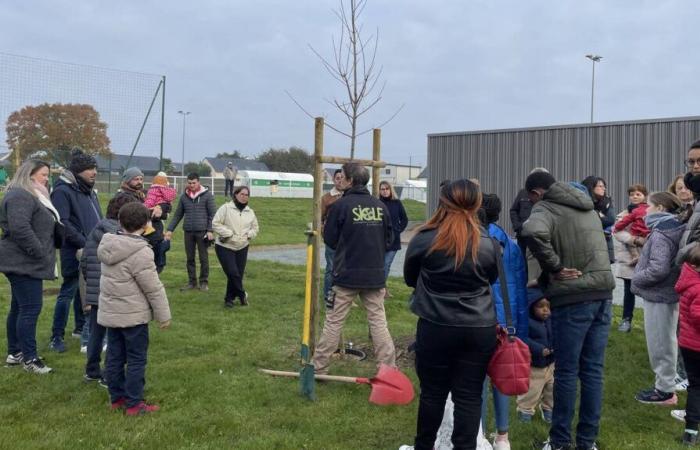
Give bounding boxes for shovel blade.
[367,364,415,406]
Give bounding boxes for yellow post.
[310,117,325,353]
[372,129,381,197]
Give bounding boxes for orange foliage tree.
[5,103,111,166]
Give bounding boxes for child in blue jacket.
[517,288,554,423]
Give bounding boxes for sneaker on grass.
[683,430,699,446]
[635,387,677,405]
[672,409,687,422]
[675,376,689,392]
[49,337,66,353]
[125,402,160,416]
[518,411,533,423]
[5,352,22,366]
[80,345,87,353]
[617,319,632,333]
[23,358,52,374]
[540,406,553,424]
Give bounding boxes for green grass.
[0,193,689,449]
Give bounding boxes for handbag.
[486,237,531,396]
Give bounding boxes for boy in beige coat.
[97,202,171,416]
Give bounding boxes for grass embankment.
[0,194,690,448]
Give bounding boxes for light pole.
[585,54,602,123]
[177,110,191,177]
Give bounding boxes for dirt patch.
[43,287,60,295]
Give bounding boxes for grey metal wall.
[427,116,700,235]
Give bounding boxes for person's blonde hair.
[7,159,50,197]
[378,181,397,200]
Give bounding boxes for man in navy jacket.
[49,150,102,352]
[313,162,395,374]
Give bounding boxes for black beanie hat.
[690,139,700,150]
[68,149,97,174]
[481,193,502,224]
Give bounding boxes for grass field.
[0,194,692,449]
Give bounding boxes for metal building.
[427,116,700,234]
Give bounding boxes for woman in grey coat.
[632,192,686,405]
[0,160,58,374]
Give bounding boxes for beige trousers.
[312,286,396,374]
[517,364,554,414]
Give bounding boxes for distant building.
[379,163,423,185]
[94,154,163,176]
[202,157,269,178]
[416,166,428,180]
[0,152,10,167]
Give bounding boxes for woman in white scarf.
[0,159,59,374]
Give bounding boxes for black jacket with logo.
[323,186,393,289]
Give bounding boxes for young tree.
[5,103,111,166]
[184,162,212,177]
[288,0,402,158]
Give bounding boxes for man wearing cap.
[49,149,103,353]
[114,167,170,271]
[223,162,237,198]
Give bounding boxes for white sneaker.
[80,346,87,354]
[672,409,687,422]
[492,436,511,450]
[398,446,414,450]
[5,352,23,366]
[23,358,53,374]
[675,377,689,392]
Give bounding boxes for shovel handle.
[260,368,368,384]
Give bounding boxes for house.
[416,166,428,180]
[94,154,163,176]
[202,157,269,178]
[379,163,423,185]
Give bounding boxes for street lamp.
[177,110,191,177]
[585,54,602,123]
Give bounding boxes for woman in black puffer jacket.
[404,179,499,450]
[0,160,57,374]
[80,194,139,381]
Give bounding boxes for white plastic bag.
[435,393,493,450]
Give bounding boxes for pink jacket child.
[144,173,177,209]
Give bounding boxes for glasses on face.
[687,159,700,168]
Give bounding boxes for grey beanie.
[122,167,144,182]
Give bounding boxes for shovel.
[260,364,415,406]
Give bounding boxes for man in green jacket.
[521,171,615,450]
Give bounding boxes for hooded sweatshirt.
[521,182,615,307]
[631,214,685,303]
[97,233,170,328]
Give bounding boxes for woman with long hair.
[670,174,695,206]
[212,186,259,308]
[582,176,616,262]
[378,180,408,297]
[0,159,59,374]
[404,179,499,449]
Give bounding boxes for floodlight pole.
[586,54,602,123]
[178,111,191,177]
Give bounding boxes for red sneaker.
[110,398,127,411]
[125,402,160,416]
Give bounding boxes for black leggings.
[682,347,700,430]
[622,279,636,320]
[414,319,497,450]
[215,244,249,302]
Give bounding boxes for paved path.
[249,246,628,307]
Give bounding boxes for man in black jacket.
[165,173,216,292]
[312,163,396,374]
[510,167,549,261]
[49,150,103,353]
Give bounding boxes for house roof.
[416,167,428,179]
[94,154,162,173]
[203,157,268,172]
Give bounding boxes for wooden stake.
[372,128,381,197]
[310,117,325,354]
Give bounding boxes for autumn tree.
[257,147,313,174]
[5,103,111,166]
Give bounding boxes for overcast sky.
[2,0,700,169]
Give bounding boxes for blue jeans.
[105,324,149,408]
[85,306,107,378]
[51,275,85,340]
[5,274,43,361]
[323,246,335,299]
[550,299,612,449]
[481,378,510,433]
[384,250,398,280]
